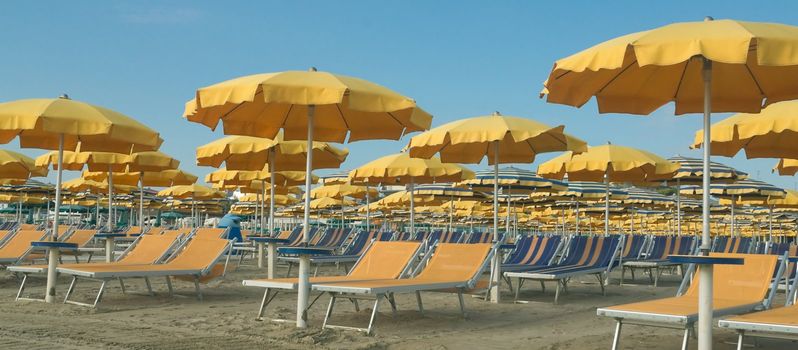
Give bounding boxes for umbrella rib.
[672,61,690,99]
[280,104,294,132]
[220,89,264,120]
[743,61,766,100]
[596,58,638,95]
[334,104,352,134]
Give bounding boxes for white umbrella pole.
[296,105,314,328]
[676,179,682,236]
[490,141,500,303]
[365,184,371,232]
[269,160,275,237]
[409,177,415,236]
[44,134,64,303]
[604,173,609,236]
[698,56,714,350]
[575,200,580,234]
[139,175,144,233]
[730,199,735,237]
[769,206,773,241]
[107,165,113,232]
[448,194,454,233]
[506,186,511,236]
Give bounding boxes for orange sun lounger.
[719,303,798,348]
[242,241,422,322]
[10,234,181,301]
[58,237,233,307]
[0,230,47,265]
[312,243,496,334]
[597,253,785,350]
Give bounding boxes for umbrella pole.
[604,173,609,236]
[449,194,453,233]
[490,141,500,303]
[297,105,314,328]
[365,184,371,232]
[575,200,580,235]
[730,199,735,237]
[409,177,415,237]
[108,165,114,232]
[45,134,64,303]
[768,206,773,242]
[697,55,714,350]
[270,164,275,238]
[139,175,144,233]
[676,179,682,236]
[506,186,511,237]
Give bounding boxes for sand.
[0,263,793,350]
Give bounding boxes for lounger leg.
[457,290,467,319]
[597,274,606,296]
[681,327,690,350]
[193,276,203,301]
[415,291,424,315]
[118,278,126,294]
[736,331,743,350]
[611,320,622,350]
[87,252,93,263]
[386,293,397,318]
[554,281,561,305]
[630,267,635,281]
[165,276,173,296]
[15,273,28,301]
[74,254,79,264]
[620,267,626,286]
[366,297,381,335]
[64,276,78,303]
[313,265,319,277]
[308,291,325,309]
[538,280,544,293]
[322,294,337,328]
[514,279,522,302]
[654,268,660,287]
[647,268,654,284]
[144,277,153,296]
[257,289,272,321]
[285,263,293,277]
[93,280,107,308]
[351,298,360,312]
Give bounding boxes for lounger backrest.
[0,230,12,244]
[621,235,646,259]
[347,241,421,279]
[65,229,96,246]
[117,235,177,264]
[414,243,493,281]
[166,237,231,269]
[309,228,332,245]
[648,236,671,260]
[685,253,779,304]
[126,226,142,236]
[559,236,590,265]
[147,227,165,235]
[0,230,45,258]
[161,230,186,239]
[276,230,292,239]
[19,224,37,231]
[193,227,226,239]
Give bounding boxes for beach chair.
[502,235,563,272]
[620,235,696,286]
[598,253,785,350]
[286,231,394,274]
[0,230,47,266]
[719,288,798,349]
[146,226,165,235]
[617,234,648,264]
[243,240,423,323]
[713,236,753,253]
[48,229,102,263]
[505,235,622,304]
[59,236,234,307]
[0,229,15,246]
[393,231,413,241]
[313,242,495,334]
[11,234,181,302]
[427,230,464,244]
[124,226,145,236]
[191,227,229,240]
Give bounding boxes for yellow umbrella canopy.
[36,150,131,172]
[309,184,378,200]
[542,19,798,114]
[0,97,162,152]
[157,184,225,200]
[538,144,679,182]
[407,112,587,164]
[309,197,357,210]
[196,132,349,171]
[238,193,299,205]
[768,190,798,208]
[212,180,300,195]
[127,151,180,172]
[349,153,474,185]
[371,190,436,208]
[205,168,314,187]
[774,158,798,176]
[184,69,432,143]
[84,169,197,187]
[61,178,137,194]
[692,100,798,159]
[0,149,48,179]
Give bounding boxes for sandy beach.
[1,262,790,350]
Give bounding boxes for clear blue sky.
[2,1,797,189]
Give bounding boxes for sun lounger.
[505,235,622,304]
[617,234,648,263]
[502,235,563,272]
[719,302,798,348]
[190,227,229,239]
[313,242,495,334]
[598,253,785,350]
[243,240,422,322]
[11,234,181,301]
[58,236,233,307]
[0,230,47,265]
[0,229,15,246]
[281,231,393,274]
[713,236,753,253]
[620,235,696,286]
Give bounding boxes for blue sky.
[2,1,797,189]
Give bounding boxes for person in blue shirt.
[217,213,243,243]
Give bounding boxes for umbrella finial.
[704,16,714,21]
[58,94,70,100]
[309,67,318,72]
[492,111,501,116]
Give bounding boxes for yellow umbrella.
[0,149,48,179]
[309,197,356,210]
[774,158,798,176]
[406,112,585,303]
[349,152,474,234]
[0,95,162,303]
[62,178,137,194]
[124,151,181,232]
[239,193,299,206]
[185,68,431,328]
[541,19,798,346]
[308,184,378,200]
[539,144,677,235]
[205,168,313,186]
[158,184,225,229]
[212,180,300,195]
[84,169,197,187]
[692,100,798,159]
